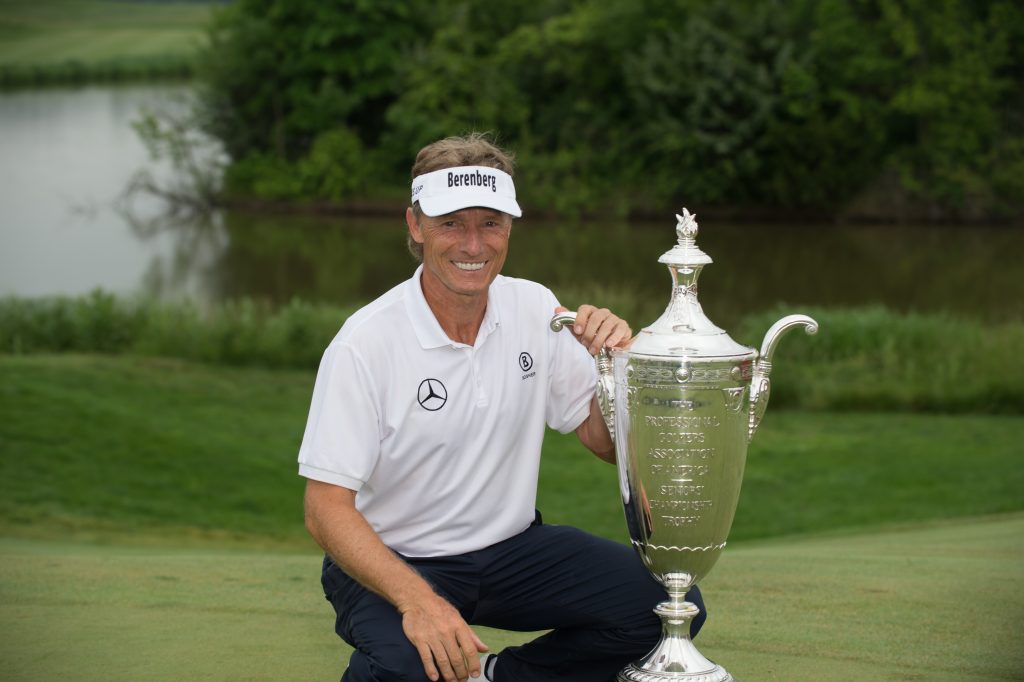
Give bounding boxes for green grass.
[539,409,1024,543]
[0,0,213,85]
[1,354,1022,548]
[2,353,1022,679]
[735,306,1024,413]
[1,514,1021,680]
[0,354,313,546]
[4,295,1023,413]
[0,292,359,371]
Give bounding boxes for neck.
[419,272,489,346]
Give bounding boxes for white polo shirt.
[297,266,597,558]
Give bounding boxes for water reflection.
[1,84,1019,326]
[203,211,410,303]
[152,210,1022,328]
[0,84,217,301]
[117,201,228,301]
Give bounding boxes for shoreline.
[215,194,1024,227]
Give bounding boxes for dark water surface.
[1,85,1020,326]
[191,212,1024,328]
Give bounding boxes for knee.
[347,644,430,682]
[625,609,663,656]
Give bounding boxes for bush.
[0,294,356,371]
[2,294,1021,413]
[735,306,1024,414]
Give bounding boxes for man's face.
[406,206,512,302]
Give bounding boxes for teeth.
[454,261,485,271]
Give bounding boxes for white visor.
[411,166,522,218]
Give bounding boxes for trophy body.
[553,210,817,681]
[611,352,751,682]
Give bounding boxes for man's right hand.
[399,595,489,682]
[305,480,489,681]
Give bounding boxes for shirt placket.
[468,346,489,408]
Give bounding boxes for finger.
[583,308,612,353]
[439,638,467,682]
[554,305,568,314]
[471,629,489,653]
[458,629,485,679]
[604,319,632,348]
[416,642,440,682]
[573,304,596,335]
[595,317,631,353]
[462,646,480,680]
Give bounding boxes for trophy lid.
[627,209,755,361]
[658,208,713,269]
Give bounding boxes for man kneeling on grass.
[298,133,705,682]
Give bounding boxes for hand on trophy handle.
[555,304,632,356]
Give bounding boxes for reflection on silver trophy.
[552,209,818,681]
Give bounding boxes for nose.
[460,224,484,255]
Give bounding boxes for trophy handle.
[748,314,818,442]
[550,312,616,439]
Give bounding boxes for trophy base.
[617,598,734,682]
[617,662,733,682]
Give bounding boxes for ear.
[406,207,424,244]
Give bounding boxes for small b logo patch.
[518,352,534,372]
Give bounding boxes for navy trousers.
[321,518,706,682]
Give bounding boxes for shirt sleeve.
[297,340,382,490]
[544,294,599,434]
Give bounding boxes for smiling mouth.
[453,261,486,271]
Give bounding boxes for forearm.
[576,392,615,463]
[304,481,436,613]
[304,480,488,681]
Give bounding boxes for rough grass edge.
[1,293,1022,413]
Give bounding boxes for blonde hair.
[407,133,516,261]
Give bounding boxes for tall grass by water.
[736,306,1024,414]
[0,291,359,370]
[1,292,1020,414]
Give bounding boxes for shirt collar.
[404,265,502,349]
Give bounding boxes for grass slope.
[0,0,212,83]
[1,514,1021,681]
[1,354,1022,547]
[0,354,312,546]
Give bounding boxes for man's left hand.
[555,305,632,356]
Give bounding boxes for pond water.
[1,84,1020,328]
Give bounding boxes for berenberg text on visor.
[448,169,498,192]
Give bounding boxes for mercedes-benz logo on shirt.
[518,352,534,372]
[417,378,448,411]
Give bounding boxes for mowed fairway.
[1,515,1021,681]
[2,354,1023,680]
[0,0,211,66]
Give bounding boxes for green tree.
[198,0,432,198]
[190,0,1023,218]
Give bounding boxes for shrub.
[2,295,1020,413]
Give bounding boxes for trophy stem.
[617,590,734,682]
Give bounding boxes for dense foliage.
[193,0,1023,219]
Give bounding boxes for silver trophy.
[552,209,817,681]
